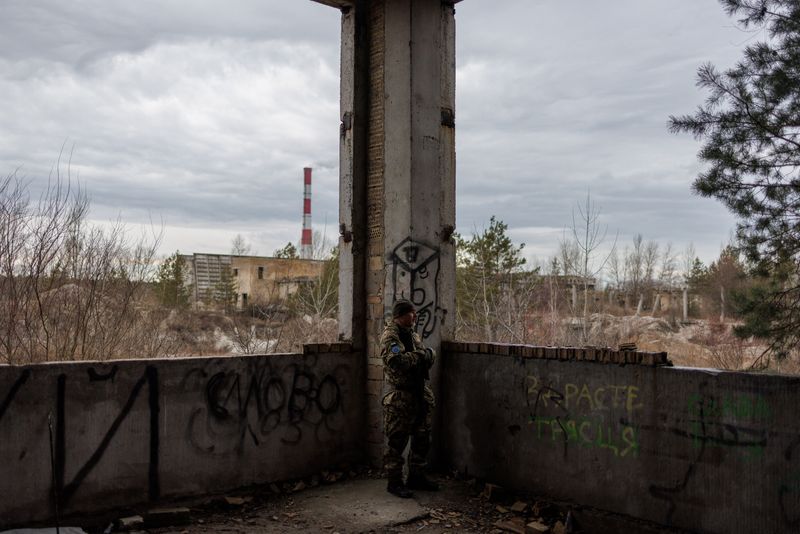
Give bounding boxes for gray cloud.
[1,0,746,265]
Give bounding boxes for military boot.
[406,472,439,491]
[387,478,414,498]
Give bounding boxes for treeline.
[0,174,339,363]
[454,215,769,352]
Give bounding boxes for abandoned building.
[180,253,325,310]
[1,1,798,533]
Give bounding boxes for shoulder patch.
[391,344,401,354]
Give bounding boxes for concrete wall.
[0,344,364,528]
[440,342,800,534]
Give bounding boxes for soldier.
[380,299,439,498]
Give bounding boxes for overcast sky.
[1,0,753,268]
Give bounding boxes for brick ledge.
[440,341,671,367]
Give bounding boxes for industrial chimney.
[300,167,312,259]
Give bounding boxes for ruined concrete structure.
[329,0,458,463]
[1,1,798,533]
[181,253,324,309]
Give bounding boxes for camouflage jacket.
[380,321,435,392]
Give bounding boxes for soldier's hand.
[424,347,435,367]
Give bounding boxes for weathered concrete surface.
[334,0,458,463]
[0,346,364,528]
[441,345,800,534]
[299,478,427,528]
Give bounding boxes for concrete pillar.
[324,0,458,464]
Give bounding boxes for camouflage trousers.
[382,386,435,481]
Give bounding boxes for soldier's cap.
[392,299,416,318]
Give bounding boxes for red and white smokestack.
[300,167,313,259]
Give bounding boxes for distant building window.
[241,293,248,307]
[233,268,238,277]
[258,266,264,279]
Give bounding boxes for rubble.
[510,501,528,513]
[142,507,190,528]
[525,520,550,533]
[494,517,526,534]
[114,515,144,530]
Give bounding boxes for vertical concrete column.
[337,0,457,465]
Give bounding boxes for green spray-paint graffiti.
[686,393,770,462]
[525,375,642,459]
[530,415,639,458]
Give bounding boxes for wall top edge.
[441,341,671,367]
[0,343,357,370]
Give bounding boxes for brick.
[366,379,383,395]
[369,255,384,271]
[116,515,144,530]
[510,501,528,513]
[224,496,245,506]
[494,518,526,534]
[367,294,382,304]
[525,520,549,534]
[367,364,384,380]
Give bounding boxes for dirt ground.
[79,469,689,534]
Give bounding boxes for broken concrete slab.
[494,517,526,534]
[297,478,427,530]
[510,501,528,513]
[115,515,144,530]
[525,520,550,533]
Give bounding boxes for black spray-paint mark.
[390,237,443,339]
[87,366,118,382]
[647,383,709,526]
[191,362,346,454]
[55,366,159,506]
[779,436,800,527]
[0,369,31,423]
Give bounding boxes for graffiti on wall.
[645,386,785,526]
[184,356,350,456]
[525,374,642,459]
[390,237,445,338]
[0,369,31,424]
[685,392,770,461]
[56,366,161,507]
[0,354,352,519]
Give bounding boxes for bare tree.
[231,234,252,256]
[564,192,616,342]
[0,168,159,363]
